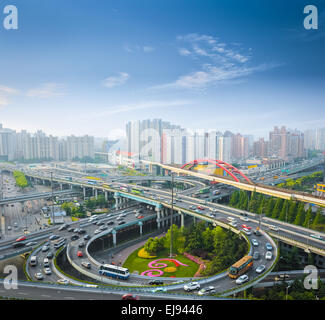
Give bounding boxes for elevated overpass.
[140,160,325,207]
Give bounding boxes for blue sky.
[0,0,324,139]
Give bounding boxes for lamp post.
[50,171,55,226]
[170,172,174,258]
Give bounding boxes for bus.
[131,188,143,195]
[99,264,130,280]
[228,255,253,279]
[199,187,210,194]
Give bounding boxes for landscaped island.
[123,222,248,278]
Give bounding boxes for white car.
[241,217,249,222]
[235,274,249,285]
[198,286,216,296]
[242,228,251,236]
[184,282,200,292]
[310,234,322,240]
[255,265,266,274]
[229,221,237,227]
[57,278,69,285]
[265,251,273,260]
[251,239,259,247]
[43,267,52,275]
[35,272,44,280]
[94,229,103,235]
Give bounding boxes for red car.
[197,206,204,210]
[241,224,251,230]
[122,294,139,300]
[16,236,26,242]
[77,251,83,257]
[136,215,144,219]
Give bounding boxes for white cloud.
[0,85,19,107]
[143,46,155,53]
[152,33,280,90]
[103,72,130,88]
[27,83,65,98]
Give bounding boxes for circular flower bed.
[137,248,156,259]
[163,267,177,273]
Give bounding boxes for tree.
[271,198,283,219]
[164,224,185,254]
[278,200,288,221]
[311,207,324,230]
[287,200,297,223]
[303,206,313,228]
[293,203,306,226]
[265,198,275,217]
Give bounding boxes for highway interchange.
[0,161,325,300]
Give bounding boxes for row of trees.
[144,222,248,276]
[277,171,323,191]
[256,277,325,300]
[61,202,87,218]
[13,170,28,188]
[229,189,325,231]
[84,195,108,210]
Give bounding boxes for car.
[84,235,91,240]
[229,221,237,227]
[148,280,164,285]
[183,282,200,292]
[118,221,126,225]
[116,216,123,221]
[254,229,261,236]
[57,278,69,285]
[81,261,91,269]
[41,245,50,252]
[265,251,273,260]
[265,243,273,251]
[77,251,83,257]
[197,206,204,210]
[121,294,139,300]
[106,213,112,218]
[106,221,114,226]
[73,228,79,233]
[242,228,251,236]
[47,251,54,259]
[78,229,86,234]
[49,235,59,240]
[235,274,249,285]
[35,273,44,280]
[15,236,26,242]
[78,241,86,248]
[94,229,102,235]
[253,252,260,260]
[198,286,216,296]
[251,239,259,247]
[71,235,79,241]
[137,215,144,219]
[67,227,74,232]
[26,241,37,247]
[96,221,105,226]
[255,265,266,274]
[275,274,290,281]
[241,217,249,222]
[241,224,251,230]
[99,225,108,231]
[310,234,323,240]
[151,287,167,293]
[7,226,12,231]
[58,224,67,231]
[43,267,52,275]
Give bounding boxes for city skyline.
[0,0,324,139]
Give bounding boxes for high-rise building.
[253,138,269,158]
[219,136,232,163]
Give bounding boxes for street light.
[170,172,174,258]
[50,171,55,226]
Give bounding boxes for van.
[43,258,49,267]
[268,225,279,232]
[81,261,91,269]
[30,256,38,266]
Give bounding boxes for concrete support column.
[180,211,184,228]
[83,187,86,199]
[139,221,143,236]
[95,189,98,199]
[105,191,108,201]
[112,230,117,247]
[156,208,161,229]
[60,183,63,191]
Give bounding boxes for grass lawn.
[123,247,200,278]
